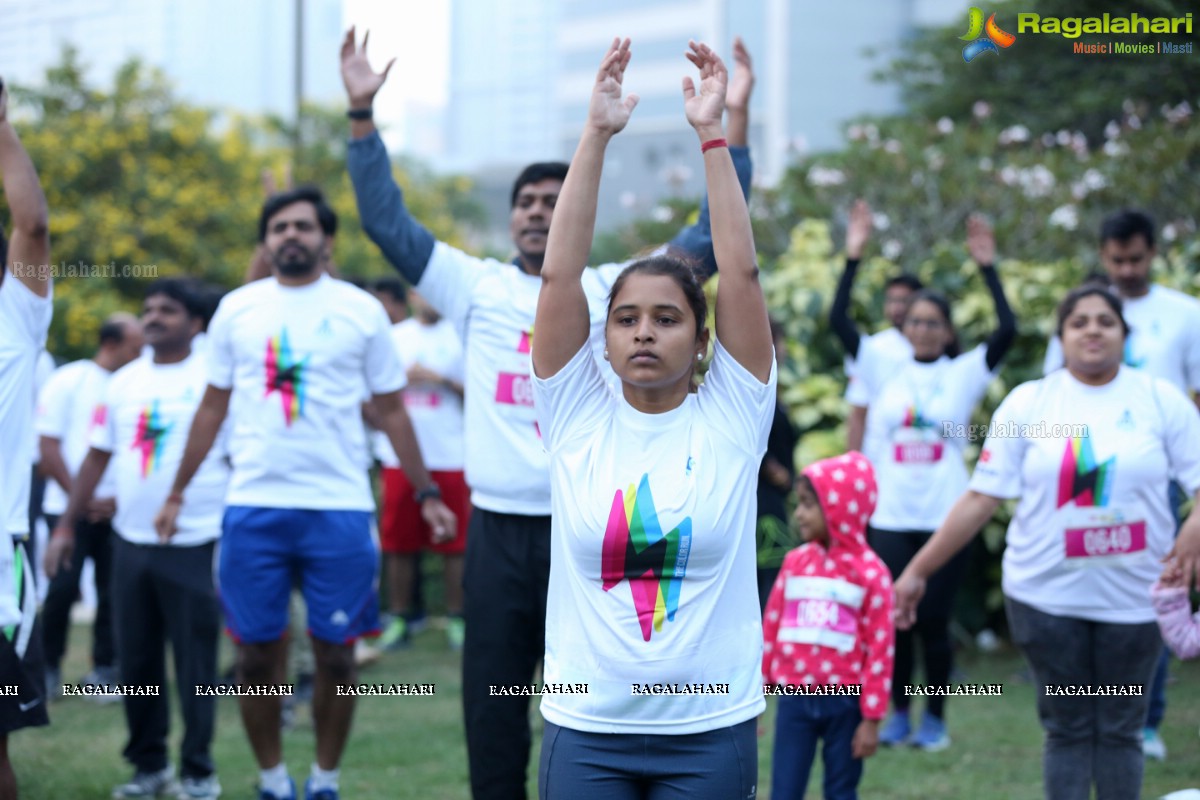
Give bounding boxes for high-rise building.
[0,0,344,120]
[445,0,971,231]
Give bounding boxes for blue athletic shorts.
[218,506,379,644]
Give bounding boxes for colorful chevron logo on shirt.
[517,327,533,354]
[265,328,307,426]
[960,7,1016,62]
[602,474,693,642]
[902,404,933,430]
[132,401,172,478]
[1057,436,1115,508]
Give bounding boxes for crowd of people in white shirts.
[2,30,1200,800]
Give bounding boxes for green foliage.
[879,0,1200,141]
[6,48,483,361]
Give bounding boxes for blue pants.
[771,695,863,800]
[539,718,757,800]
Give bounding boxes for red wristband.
[166,492,184,505]
[701,137,728,153]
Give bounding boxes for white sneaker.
[112,765,177,798]
[1143,727,1167,761]
[176,775,221,800]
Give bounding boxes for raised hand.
[586,38,638,137]
[340,26,395,108]
[966,213,996,266]
[726,37,754,114]
[682,40,727,140]
[846,199,872,260]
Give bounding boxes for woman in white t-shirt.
[855,216,1015,751]
[894,285,1200,800]
[530,39,775,798]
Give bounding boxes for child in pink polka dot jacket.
[762,451,894,800]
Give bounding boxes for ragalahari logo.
[960,7,1017,62]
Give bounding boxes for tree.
[8,48,483,360]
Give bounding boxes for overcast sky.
[341,0,450,151]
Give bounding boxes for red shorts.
[380,468,471,555]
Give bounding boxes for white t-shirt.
[1043,285,1200,395]
[859,345,996,530]
[91,352,229,546]
[0,275,53,538]
[416,242,625,514]
[372,318,465,471]
[206,275,405,511]
[29,349,55,464]
[969,368,1200,623]
[846,327,913,405]
[532,339,776,734]
[36,359,119,514]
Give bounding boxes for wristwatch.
[414,484,442,503]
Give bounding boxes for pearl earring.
[696,352,703,362]
[603,349,610,360]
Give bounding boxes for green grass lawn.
[12,623,1200,799]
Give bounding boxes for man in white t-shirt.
[0,75,53,794]
[342,30,756,797]
[1043,210,1200,407]
[36,312,142,696]
[828,199,922,451]
[374,288,469,651]
[46,279,226,800]
[154,186,454,800]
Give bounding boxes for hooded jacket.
[762,451,895,720]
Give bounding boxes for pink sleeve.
[761,559,790,684]
[1152,583,1200,660]
[858,557,895,720]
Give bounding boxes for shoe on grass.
[112,765,177,798]
[912,712,951,752]
[878,711,912,746]
[377,617,410,650]
[304,777,339,800]
[176,774,221,800]
[1142,727,1167,761]
[446,616,465,651]
[257,777,295,800]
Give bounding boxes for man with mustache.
[154,186,455,800]
[341,28,757,798]
[47,279,227,800]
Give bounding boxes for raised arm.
[667,36,754,281]
[533,38,638,379]
[967,215,1016,371]
[829,199,873,358]
[341,27,436,285]
[688,42,772,381]
[0,79,51,296]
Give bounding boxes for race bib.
[892,427,944,465]
[404,389,442,409]
[495,372,534,407]
[1059,506,1147,569]
[778,576,865,653]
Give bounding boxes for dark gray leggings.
[1006,596,1161,800]
[538,718,757,800]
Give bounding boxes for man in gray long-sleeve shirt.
[341,29,756,799]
